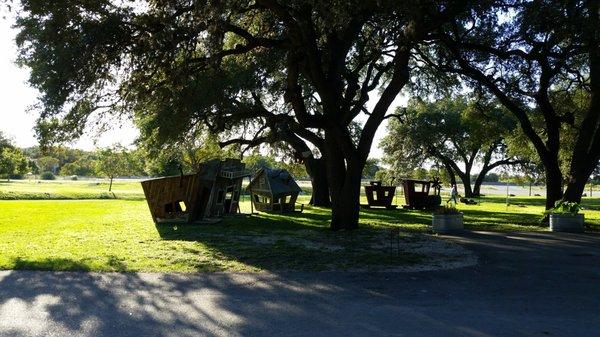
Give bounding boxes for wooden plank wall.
[141,174,212,223]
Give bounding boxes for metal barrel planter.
[549,214,585,233]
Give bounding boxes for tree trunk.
[323,133,364,231]
[472,173,486,197]
[563,0,600,203]
[462,176,473,197]
[472,159,516,197]
[544,163,563,209]
[305,157,331,207]
[455,167,473,197]
[563,163,597,202]
[277,126,332,207]
[442,162,457,186]
[109,177,113,192]
[329,168,362,231]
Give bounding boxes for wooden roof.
[247,168,302,197]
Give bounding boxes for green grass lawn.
[0,180,598,272]
[0,198,427,272]
[461,195,600,232]
[0,179,144,200]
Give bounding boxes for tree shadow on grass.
[11,257,92,272]
[157,206,433,237]
[8,256,133,273]
[462,209,545,230]
[152,207,429,272]
[480,196,600,210]
[581,198,600,210]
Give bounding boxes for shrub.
[545,200,582,215]
[433,205,462,215]
[70,175,78,181]
[40,171,56,180]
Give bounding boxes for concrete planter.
[549,213,584,233]
[432,213,464,233]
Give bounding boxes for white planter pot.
[549,214,584,233]
[432,213,464,233]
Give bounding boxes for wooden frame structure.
[141,159,248,223]
[247,168,302,213]
[362,181,397,209]
[402,179,441,209]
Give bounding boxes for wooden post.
[506,180,509,210]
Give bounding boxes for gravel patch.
[202,231,478,272]
[383,235,478,272]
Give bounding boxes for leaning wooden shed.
[141,158,248,223]
[247,168,302,213]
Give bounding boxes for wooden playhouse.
[401,179,442,209]
[247,168,302,213]
[362,181,398,209]
[141,158,248,223]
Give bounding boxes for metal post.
[506,180,509,209]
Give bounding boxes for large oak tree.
[421,0,600,208]
[381,95,520,197]
[15,0,466,230]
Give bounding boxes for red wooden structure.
[402,179,441,209]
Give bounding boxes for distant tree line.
[0,132,30,181]
[0,131,320,189]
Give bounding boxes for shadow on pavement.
[0,232,599,337]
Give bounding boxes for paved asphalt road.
[0,231,598,337]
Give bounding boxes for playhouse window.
[164,201,186,214]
